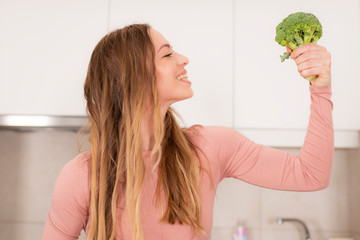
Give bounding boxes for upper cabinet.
[234,0,360,131]
[109,0,234,127]
[0,0,108,116]
[0,0,359,134]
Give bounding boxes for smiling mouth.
[176,74,188,80]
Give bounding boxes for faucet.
[277,218,311,240]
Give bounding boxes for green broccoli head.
[275,12,322,62]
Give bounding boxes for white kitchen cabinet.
[0,0,108,116]
[0,0,358,147]
[109,0,233,127]
[234,0,360,131]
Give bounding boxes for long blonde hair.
[82,23,207,240]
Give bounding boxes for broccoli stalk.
[275,12,322,82]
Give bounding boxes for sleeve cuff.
[309,82,332,95]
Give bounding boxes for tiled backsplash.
[349,146,360,239]
[0,130,358,240]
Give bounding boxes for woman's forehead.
[149,28,170,52]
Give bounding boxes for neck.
[140,103,169,151]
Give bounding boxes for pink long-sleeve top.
[42,83,334,240]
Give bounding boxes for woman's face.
[149,28,193,107]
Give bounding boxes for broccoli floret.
[275,12,322,62]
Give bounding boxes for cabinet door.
[109,0,233,127]
[0,0,108,116]
[234,0,360,130]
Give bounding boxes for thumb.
[286,46,292,54]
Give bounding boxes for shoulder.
[61,151,91,177]
[185,124,253,161]
[185,125,247,182]
[185,124,242,143]
[53,151,91,207]
[184,124,246,158]
[46,152,91,235]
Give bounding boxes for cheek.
[156,78,181,105]
[155,72,168,98]
[156,66,173,80]
[156,77,172,98]
[156,69,174,89]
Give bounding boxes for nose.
[177,53,189,66]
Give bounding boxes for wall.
[0,130,87,240]
[349,142,360,239]
[0,130,358,240]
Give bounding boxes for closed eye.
[163,53,173,58]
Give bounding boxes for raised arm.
[205,43,333,191]
[215,83,333,191]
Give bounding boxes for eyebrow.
[157,43,172,53]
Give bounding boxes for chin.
[173,94,193,104]
[184,91,194,100]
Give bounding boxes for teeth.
[176,74,188,80]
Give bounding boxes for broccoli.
[275,12,322,63]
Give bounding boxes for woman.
[41,23,333,240]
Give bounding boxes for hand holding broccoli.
[286,43,331,87]
[275,12,331,87]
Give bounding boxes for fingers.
[286,46,292,53]
[296,55,331,72]
[291,43,327,60]
[293,50,324,65]
[299,65,330,79]
[289,43,332,81]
